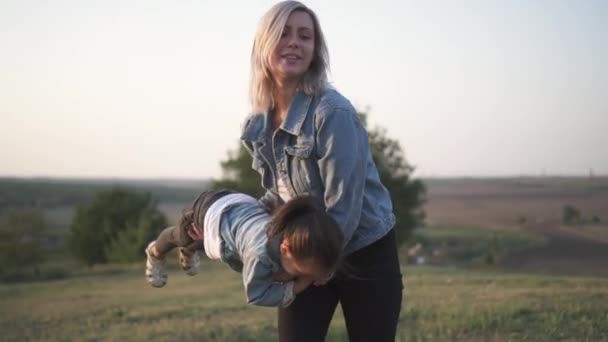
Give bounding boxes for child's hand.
[273,271,295,283]
[187,223,204,241]
[312,271,335,286]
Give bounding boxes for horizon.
[2,173,608,182]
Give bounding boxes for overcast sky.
[1,0,607,179]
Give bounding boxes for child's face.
[279,242,331,282]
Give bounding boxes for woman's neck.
[272,79,299,126]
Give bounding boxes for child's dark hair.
[267,195,344,274]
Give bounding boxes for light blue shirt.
[211,195,293,307]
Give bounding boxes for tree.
[68,188,167,266]
[362,114,426,244]
[212,112,426,246]
[0,208,49,273]
[212,146,266,198]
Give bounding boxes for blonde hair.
[249,1,330,114]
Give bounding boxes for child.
[145,190,344,307]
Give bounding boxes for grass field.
[1,260,607,341]
[3,177,608,341]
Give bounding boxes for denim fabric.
[241,88,395,255]
[212,194,290,307]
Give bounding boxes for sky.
[1,0,607,179]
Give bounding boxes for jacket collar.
[280,91,313,136]
[241,91,313,142]
[241,113,267,143]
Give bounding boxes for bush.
[68,188,168,266]
[0,209,49,274]
[0,266,70,283]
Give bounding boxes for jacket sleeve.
[241,253,295,307]
[315,107,368,245]
[259,190,283,213]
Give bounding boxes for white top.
[276,177,292,202]
[203,193,259,260]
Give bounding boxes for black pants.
[278,229,403,342]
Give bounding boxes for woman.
[241,1,403,341]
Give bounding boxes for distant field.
[1,262,606,341]
[422,177,608,277]
[409,225,546,267]
[424,177,608,229]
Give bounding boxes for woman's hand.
[312,271,335,286]
[293,276,314,295]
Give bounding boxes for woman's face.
[270,10,315,83]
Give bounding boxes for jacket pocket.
[284,144,312,159]
[284,141,315,194]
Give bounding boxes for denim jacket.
[207,192,294,307]
[241,88,395,255]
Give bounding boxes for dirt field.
[423,177,608,277]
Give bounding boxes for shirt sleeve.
[315,108,368,245]
[259,189,283,213]
[241,252,295,307]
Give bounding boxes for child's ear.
[280,241,291,255]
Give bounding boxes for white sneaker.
[145,241,167,287]
[178,247,200,276]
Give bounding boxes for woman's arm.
[259,189,283,213]
[315,107,368,245]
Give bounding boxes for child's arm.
[242,254,309,307]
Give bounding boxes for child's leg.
[170,189,235,256]
[150,190,235,278]
[146,225,201,286]
[184,240,204,254]
[177,240,204,276]
[154,225,194,257]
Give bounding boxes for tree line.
[0,178,209,211]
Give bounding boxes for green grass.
[1,261,606,341]
[402,267,608,341]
